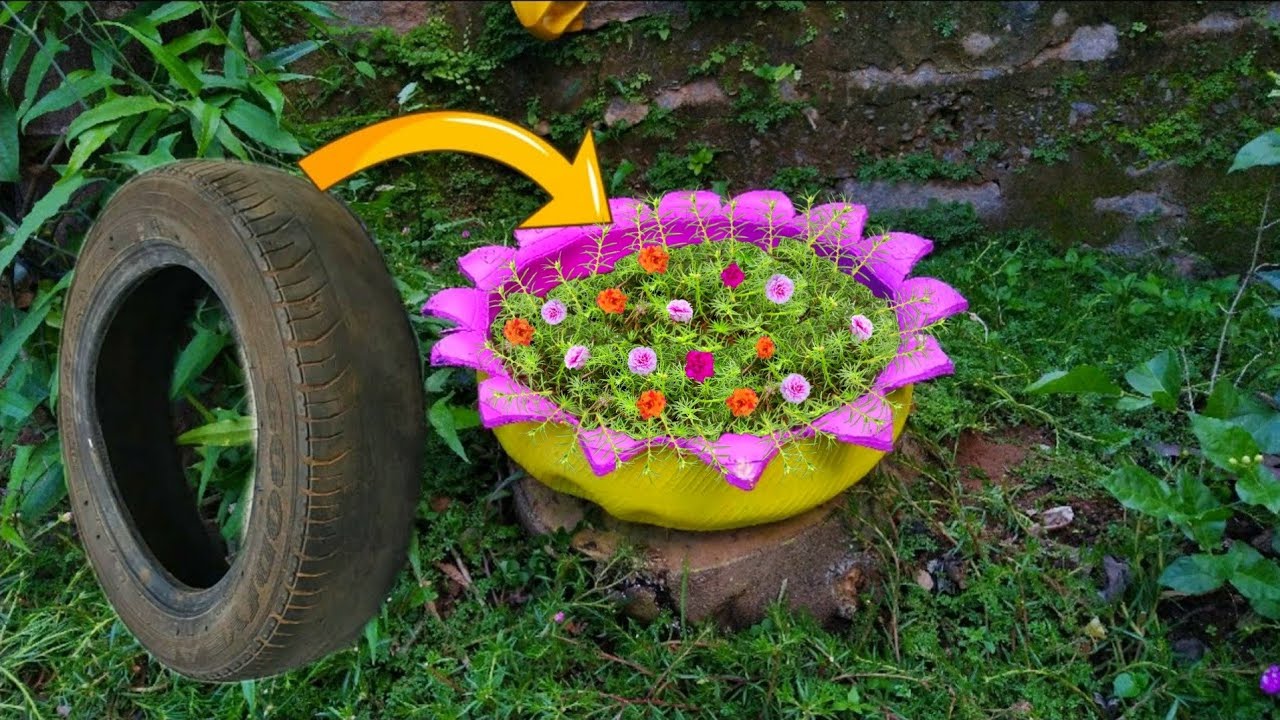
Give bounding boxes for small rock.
[962,32,997,57]
[1093,191,1186,220]
[56,704,71,718]
[1051,9,1070,27]
[1040,505,1075,531]
[1099,555,1131,603]
[1172,637,1207,665]
[603,97,650,127]
[915,568,935,591]
[1060,24,1119,63]
[654,78,728,111]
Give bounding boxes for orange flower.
[503,318,534,346]
[637,390,666,420]
[755,336,775,360]
[637,245,669,274]
[726,388,759,417]
[597,288,627,314]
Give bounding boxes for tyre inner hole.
[94,265,255,590]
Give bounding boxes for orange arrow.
[298,111,611,229]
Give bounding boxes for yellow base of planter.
[492,386,913,531]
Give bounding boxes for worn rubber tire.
[58,160,424,681]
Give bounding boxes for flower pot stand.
[512,474,888,629]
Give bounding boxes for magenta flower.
[564,345,590,370]
[628,347,658,375]
[553,611,566,624]
[850,314,874,341]
[721,262,745,289]
[461,230,471,239]
[541,299,567,325]
[667,299,694,323]
[779,374,811,403]
[684,350,715,383]
[1263,665,1280,696]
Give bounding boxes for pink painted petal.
[478,376,573,428]
[793,202,868,247]
[458,246,516,291]
[711,433,784,490]
[421,288,492,330]
[513,225,588,250]
[876,334,954,392]
[607,196,653,226]
[658,190,723,219]
[854,231,933,296]
[577,427,648,476]
[894,277,969,332]
[512,224,631,295]
[811,392,894,451]
[429,330,505,375]
[727,191,797,225]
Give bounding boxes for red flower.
[596,288,627,314]
[755,336,775,360]
[503,318,534,346]
[726,388,759,417]
[637,245,670,273]
[637,390,666,420]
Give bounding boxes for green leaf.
[176,415,255,447]
[354,60,376,79]
[1190,414,1260,472]
[223,10,247,83]
[20,69,116,131]
[102,132,180,173]
[425,368,451,393]
[1,25,31,88]
[183,98,222,157]
[18,31,67,119]
[170,327,230,399]
[1236,464,1280,514]
[223,99,303,155]
[1101,464,1171,519]
[66,95,170,141]
[1227,543,1280,605]
[260,40,322,70]
[1115,396,1154,412]
[64,121,119,176]
[1204,382,1280,454]
[1170,471,1228,550]
[1230,129,1280,173]
[148,1,200,26]
[102,21,203,96]
[1113,671,1148,700]
[214,122,249,160]
[16,439,64,519]
[0,96,17,183]
[249,75,284,120]
[0,388,38,423]
[1025,366,1123,396]
[166,27,226,57]
[428,396,470,462]
[1159,553,1232,594]
[0,181,83,300]
[1123,350,1180,411]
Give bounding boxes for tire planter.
[59,161,424,680]
[426,191,966,531]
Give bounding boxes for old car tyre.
[58,160,424,681]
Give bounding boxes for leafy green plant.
[0,0,324,545]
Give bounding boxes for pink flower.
[684,350,715,383]
[1263,665,1280,696]
[765,274,794,304]
[540,299,567,325]
[564,345,590,369]
[667,299,694,323]
[553,611,566,624]
[721,262,745,289]
[461,230,471,238]
[779,374,811,403]
[849,314,874,341]
[628,347,658,375]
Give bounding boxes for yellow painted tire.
[493,385,913,531]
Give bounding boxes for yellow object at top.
[511,1,588,41]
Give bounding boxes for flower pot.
[492,384,912,530]
[426,191,965,532]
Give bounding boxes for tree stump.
[513,476,886,629]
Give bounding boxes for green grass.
[3,168,1278,716]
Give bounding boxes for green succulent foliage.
[487,203,917,442]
